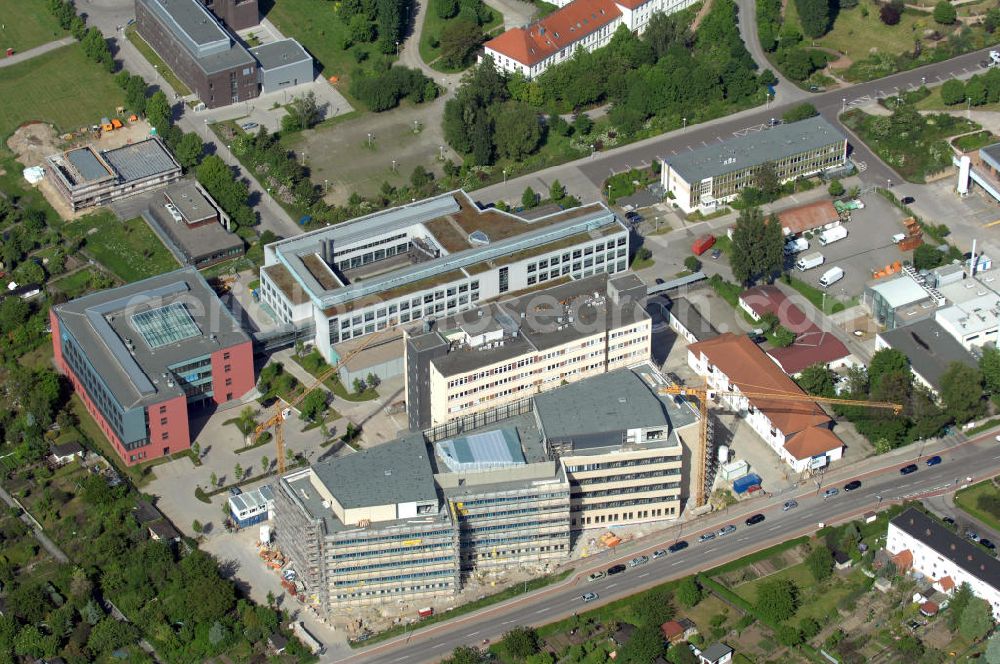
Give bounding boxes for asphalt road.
[339,430,1000,664]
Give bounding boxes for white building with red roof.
[483,0,697,78]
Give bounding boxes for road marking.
[670,560,682,566]
[983,219,1000,228]
[432,643,448,650]
[502,620,515,625]
[393,656,410,661]
[466,632,479,637]
[768,525,781,531]
[535,607,551,614]
[607,583,618,589]
[639,572,650,578]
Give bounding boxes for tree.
[949,583,974,630]
[124,74,148,115]
[192,519,203,533]
[755,578,798,623]
[684,256,702,272]
[440,19,482,68]
[209,620,229,646]
[0,297,29,333]
[933,0,957,24]
[805,544,833,582]
[410,165,432,188]
[777,624,803,646]
[236,406,257,435]
[146,90,173,131]
[572,113,593,135]
[298,390,327,421]
[676,576,702,607]
[981,346,1000,396]
[940,362,984,423]
[493,101,542,161]
[445,646,488,664]
[87,618,140,656]
[913,243,945,270]
[81,27,113,71]
[287,91,324,130]
[799,617,821,639]
[796,0,831,37]
[436,0,459,18]
[550,179,566,202]
[210,471,218,487]
[170,131,204,170]
[234,463,243,481]
[668,643,699,664]
[798,363,836,397]
[729,207,782,284]
[82,598,103,625]
[500,626,539,659]
[522,186,538,209]
[633,588,674,625]
[261,456,269,474]
[959,596,993,641]
[828,179,845,197]
[868,348,910,398]
[366,372,381,388]
[941,78,967,105]
[782,103,819,123]
[986,7,1000,33]
[880,1,902,24]
[754,162,781,200]
[620,624,666,663]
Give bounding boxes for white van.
[819,266,845,287]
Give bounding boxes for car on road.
[783,500,798,511]
[718,524,737,536]
[844,480,862,492]
[981,539,996,550]
[823,488,839,499]
[588,572,605,582]
[745,514,765,526]
[607,564,626,575]
[629,556,649,567]
[967,530,981,542]
[710,248,722,260]
[581,592,599,603]
[698,532,716,543]
[240,121,259,131]
[652,549,667,559]
[668,541,689,553]
[926,455,942,466]
[899,464,918,475]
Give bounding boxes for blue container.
[733,473,763,495]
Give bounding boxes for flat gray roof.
[103,139,180,183]
[311,433,438,509]
[54,267,250,408]
[164,181,215,223]
[250,38,311,70]
[664,116,845,184]
[878,317,978,392]
[137,0,256,74]
[534,369,673,442]
[66,147,112,182]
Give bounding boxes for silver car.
[783,500,798,511]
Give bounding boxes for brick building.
[51,267,254,465]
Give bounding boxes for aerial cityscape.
[8,0,1000,661]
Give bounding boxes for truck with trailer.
[818,226,848,246]
[795,252,825,271]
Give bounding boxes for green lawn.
[50,267,106,299]
[62,213,179,282]
[0,0,67,52]
[805,4,927,66]
[125,26,193,97]
[955,480,1000,533]
[786,275,849,314]
[0,43,125,140]
[734,562,864,624]
[419,0,503,72]
[918,85,1000,113]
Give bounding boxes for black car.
[899,464,918,475]
[748,334,766,344]
[655,278,665,285]
[607,564,627,575]
[844,480,862,492]
[943,516,956,526]
[901,196,916,205]
[667,540,689,553]
[982,539,997,550]
[745,514,765,526]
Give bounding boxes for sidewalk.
[0,36,75,68]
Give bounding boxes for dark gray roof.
[312,434,437,509]
[664,116,845,183]
[667,297,717,341]
[102,139,180,183]
[149,520,181,540]
[49,441,83,457]
[133,499,163,524]
[891,508,1000,591]
[877,318,978,392]
[66,148,112,182]
[250,39,312,70]
[981,143,1000,170]
[700,642,734,662]
[53,267,250,409]
[534,369,671,442]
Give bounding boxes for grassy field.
[125,26,193,97]
[734,562,865,624]
[808,4,926,66]
[917,85,1000,113]
[0,0,67,52]
[62,213,179,282]
[50,267,106,299]
[0,43,125,140]
[955,479,1000,533]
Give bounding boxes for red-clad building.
[51,267,254,465]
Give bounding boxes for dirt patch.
[7,123,63,170]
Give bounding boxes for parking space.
[791,193,913,298]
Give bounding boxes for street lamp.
[396,40,399,56]
[439,145,444,160]
[682,117,687,129]
[502,168,507,184]
[607,183,611,202]
[392,159,397,172]
[887,178,892,189]
[590,143,595,159]
[324,178,329,193]
[842,97,846,112]
[367,132,373,147]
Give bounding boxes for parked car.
[901,196,916,205]
[844,480,862,492]
[926,455,942,466]
[588,572,605,582]
[710,248,722,260]
[823,488,839,498]
[981,539,996,550]
[783,500,798,511]
[718,524,737,536]
[581,592,599,603]
[899,464,918,475]
[943,516,956,526]
[652,549,667,559]
[745,514,765,526]
[240,121,259,131]
[228,487,242,496]
[698,532,716,543]
[607,564,626,575]
[668,541,689,553]
[655,278,665,285]
[628,556,649,567]
[967,530,981,542]
[747,334,766,344]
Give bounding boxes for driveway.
[483,0,537,29]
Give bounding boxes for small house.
[698,642,734,664]
[612,623,637,646]
[833,550,853,570]
[661,620,685,644]
[49,441,84,466]
[874,577,893,593]
[148,520,181,542]
[920,601,939,617]
[268,633,288,654]
[132,499,163,525]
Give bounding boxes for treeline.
[230,127,320,216]
[47,0,113,71]
[940,68,1000,107]
[444,0,767,166]
[349,65,438,111]
[757,0,835,81]
[337,0,412,54]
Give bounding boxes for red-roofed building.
[483,0,697,77]
[687,332,844,472]
[738,285,855,375]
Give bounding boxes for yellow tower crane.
[658,383,903,508]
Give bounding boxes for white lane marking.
[639,572,650,579]
[392,657,410,662]
[432,643,448,650]
[670,560,682,566]
[502,620,515,625]
[767,525,781,532]
[607,583,618,589]
[466,632,479,637]
[535,606,551,614]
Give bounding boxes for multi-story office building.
[259,190,629,364]
[661,116,847,214]
[273,366,690,615]
[403,273,650,430]
[50,268,254,465]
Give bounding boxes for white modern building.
[259,190,629,364]
[482,0,698,78]
[888,508,1000,619]
[687,333,843,472]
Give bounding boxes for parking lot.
[789,192,914,299]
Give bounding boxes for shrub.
[933,0,956,25]
[879,1,902,25]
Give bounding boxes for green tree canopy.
[492,101,542,161]
[620,624,667,663]
[959,596,994,641]
[798,364,836,397]
[933,0,957,24]
[500,626,540,659]
[440,19,483,68]
[795,0,831,37]
[805,545,833,582]
[939,362,984,423]
[676,576,702,607]
[755,578,799,623]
